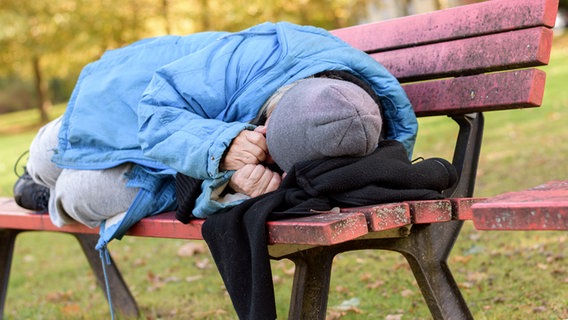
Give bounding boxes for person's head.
[265,77,383,172]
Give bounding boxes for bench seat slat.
[342,203,412,232]
[408,200,453,224]
[126,212,203,239]
[405,68,546,117]
[0,198,369,246]
[266,212,368,245]
[0,197,474,244]
[331,0,557,53]
[374,27,552,82]
[472,180,568,230]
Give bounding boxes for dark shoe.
[13,169,49,213]
[430,158,459,197]
[411,157,459,196]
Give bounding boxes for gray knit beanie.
[266,78,382,172]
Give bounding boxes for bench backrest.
[332,0,557,117]
[332,0,558,198]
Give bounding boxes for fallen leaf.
[533,306,548,313]
[46,290,74,302]
[185,275,203,282]
[195,257,211,269]
[393,261,410,271]
[61,303,81,315]
[400,289,414,297]
[334,285,350,294]
[452,255,473,264]
[326,310,345,320]
[458,282,473,289]
[163,276,181,283]
[385,314,403,320]
[466,272,488,283]
[360,273,372,282]
[177,242,206,257]
[366,280,385,289]
[133,258,146,267]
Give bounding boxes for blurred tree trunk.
[434,0,449,10]
[401,0,412,16]
[161,0,172,34]
[32,56,51,123]
[198,0,210,31]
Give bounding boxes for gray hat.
[266,78,382,172]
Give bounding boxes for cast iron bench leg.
[74,234,140,319]
[361,221,473,320]
[398,221,472,320]
[286,247,336,320]
[0,229,19,320]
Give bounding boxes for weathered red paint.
[331,0,557,53]
[408,200,453,224]
[374,27,553,82]
[450,198,486,221]
[342,203,412,232]
[266,212,368,245]
[406,68,547,117]
[126,211,203,239]
[0,196,481,245]
[0,197,98,235]
[0,198,369,245]
[472,180,568,230]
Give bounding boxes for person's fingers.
[247,163,267,181]
[265,171,282,193]
[221,131,268,171]
[254,125,267,135]
[229,164,282,198]
[243,130,268,155]
[228,164,255,194]
[250,168,281,197]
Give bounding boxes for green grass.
[1,37,568,319]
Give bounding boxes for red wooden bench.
[0,0,558,319]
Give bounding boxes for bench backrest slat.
[406,68,546,117]
[331,0,558,53]
[374,27,553,82]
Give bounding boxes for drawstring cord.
[99,245,115,320]
[13,150,30,178]
[411,156,424,163]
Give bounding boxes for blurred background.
[1,0,566,123]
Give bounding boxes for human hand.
[228,164,282,198]
[220,126,268,171]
